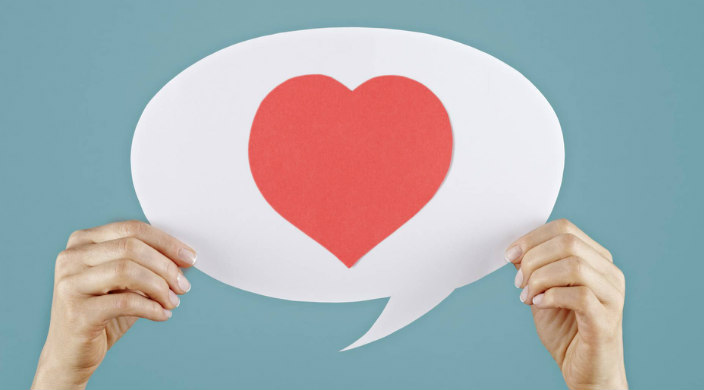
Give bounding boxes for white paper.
[131,28,564,350]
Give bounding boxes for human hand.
[32,221,197,390]
[505,219,627,390]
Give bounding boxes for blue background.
[1,1,702,389]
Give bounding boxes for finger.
[87,292,172,323]
[505,219,612,264]
[69,259,180,310]
[56,238,192,294]
[521,256,623,306]
[514,233,623,292]
[531,286,606,331]
[66,220,197,267]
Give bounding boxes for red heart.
[249,75,453,268]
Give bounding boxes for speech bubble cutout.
[131,28,564,350]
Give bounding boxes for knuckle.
[576,286,593,306]
[134,297,159,317]
[163,261,178,281]
[67,229,85,245]
[120,220,146,236]
[116,237,130,253]
[55,249,72,268]
[113,259,134,279]
[543,288,554,303]
[149,300,163,316]
[114,294,135,311]
[615,267,626,289]
[158,279,170,299]
[526,278,540,294]
[520,251,536,273]
[119,236,142,255]
[525,268,543,289]
[617,268,625,285]
[553,218,574,233]
[558,233,580,251]
[543,288,555,304]
[566,256,584,280]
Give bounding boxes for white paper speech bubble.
[131,28,564,350]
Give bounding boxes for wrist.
[32,346,91,390]
[566,359,628,390]
[609,362,628,390]
[597,332,628,389]
[564,337,628,390]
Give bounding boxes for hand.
[32,221,197,390]
[505,219,627,390]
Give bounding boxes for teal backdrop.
[1,1,702,389]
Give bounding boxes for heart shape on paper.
[248,75,453,268]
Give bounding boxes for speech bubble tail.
[340,285,455,351]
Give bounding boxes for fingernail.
[533,293,544,306]
[178,248,197,265]
[177,273,191,293]
[169,290,180,307]
[520,288,528,303]
[164,309,172,319]
[505,246,522,263]
[514,269,523,288]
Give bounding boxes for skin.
[32,221,197,390]
[505,219,628,390]
[33,218,626,389]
